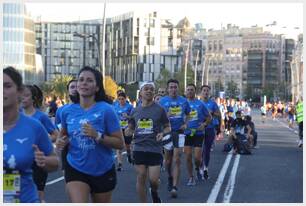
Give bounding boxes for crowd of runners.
[3,66,303,203]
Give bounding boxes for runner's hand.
[33,144,46,168]
[156,132,163,141]
[82,123,98,139]
[55,135,68,150]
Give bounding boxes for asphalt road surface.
[44,110,303,203]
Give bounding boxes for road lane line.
[46,151,127,186]
[46,176,64,185]
[275,119,299,135]
[207,151,233,203]
[223,154,240,203]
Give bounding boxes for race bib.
[120,120,128,128]
[3,170,20,203]
[189,110,198,121]
[137,119,153,135]
[169,106,182,118]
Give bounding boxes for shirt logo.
[7,155,17,169]
[93,113,100,118]
[4,144,7,151]
[16,138,29,144]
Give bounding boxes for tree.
[40,75,74,103]
[155,68,171,89]
[226,80,239,98]
[104,75,119,100]
[262,84,274,101]
[214,78,224,97]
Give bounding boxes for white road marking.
[207,151,233,203]
[275,119,299,135]
[223,154,240,203]
[46,151,127,186]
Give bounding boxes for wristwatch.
[95,132,104,143]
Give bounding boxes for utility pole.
[184,41,190,90]
[102,0,106,86]
[194,49,199,86]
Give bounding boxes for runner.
[184,84,211,185]
[125,81,171,203]
[21,84,59,202]
[56,66,124,202]
[260,104,267,123]
[54,79,78,172]
[113,91,134,171]
[296,98,303,147]
[159,79,191,198]
[200,85,221,180]
[3,66,58,203]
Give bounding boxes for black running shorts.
[64,162,117,193]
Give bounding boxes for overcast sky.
[26,2,303,39]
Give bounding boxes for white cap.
[139,81,155,90]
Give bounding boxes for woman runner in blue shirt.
[56,66,124,203]
[21,84,59,202]
[3,66,59,203]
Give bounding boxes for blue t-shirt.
[113,103,134,129]
[24,109,57,135]
[61,102,121,176]
[185,99,210,136]
[203,99,220,128]
[55,104,71,130]
[3,113,53,203]
[159,96,191,131]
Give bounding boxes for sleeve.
[61,107,68,130]
[54,107,62,125]
[184,99,191,115]
[201,103,210,118]
[213,102,220,113]
[41,113,57,134]
[35,122,53,156]
[104,106,121,135]
[128,109,136,129]
[160,106,170,125]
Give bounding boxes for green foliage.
[156,64,195,95]
[41,75,73,103]
[226,80,239,98]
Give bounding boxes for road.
[44,110,303,203]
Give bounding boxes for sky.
[26,2,303,39]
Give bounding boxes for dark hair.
[3,66,23,91]
[236,110,242,116]
[117,92,127,99]
[167,79,179,87]
[187,83,196,90]
[66,79,77,90]
[245,115,252,121]
[76,66,111,104]
[201,84,211,91]
[24,84,43,108]
[117,89,125,95]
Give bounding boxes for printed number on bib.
[137,119,153,135]
[3,170,20,203]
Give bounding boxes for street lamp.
[73,32,101,72]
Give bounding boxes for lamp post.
[73,32,101,71]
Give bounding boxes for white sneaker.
[187,177,196,186]
[298,140,303,147]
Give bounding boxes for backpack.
[235,134,252,155]
[223,143,233,152]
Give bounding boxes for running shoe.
[187,177,196,186]
[167,176,173,192]
[149,188,162,203]
[203,169,209,180]
[127,154,132,164]
[196,169,203,181]
[117,163,122,172]
[170,186,178,198]
[298,140,303,148]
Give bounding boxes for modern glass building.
[35,20,102,81]
[2,1,38,84]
